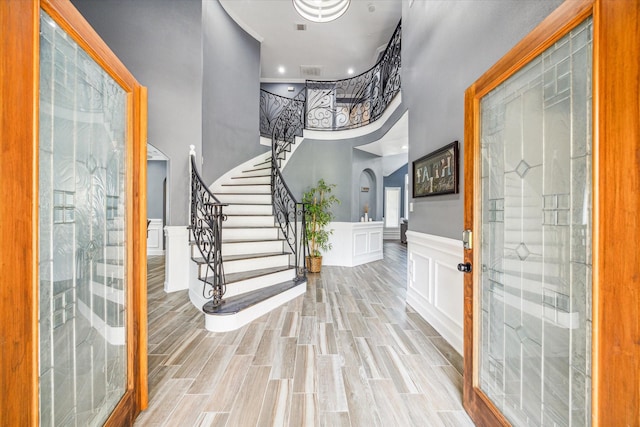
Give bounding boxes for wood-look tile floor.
[136,242,475,427]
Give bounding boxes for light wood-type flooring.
[135,242,475,427]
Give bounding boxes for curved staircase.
[188,145,306,332]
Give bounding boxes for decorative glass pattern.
[478,18,592,426]
[38,11,127,426]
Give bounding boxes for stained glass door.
[462,3,597,425]
[35,1,147,424]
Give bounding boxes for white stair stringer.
[204,282,306,333]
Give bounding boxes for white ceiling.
[219,0,402,82]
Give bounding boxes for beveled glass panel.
[38,11,127,426]
[478,18,592,426]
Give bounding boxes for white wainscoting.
[406,231,464,355]
[147,218,164,256]
[322,221,384,267]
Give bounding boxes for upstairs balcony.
[260,20,401,139]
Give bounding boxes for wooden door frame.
[0,0,148,424]
[463,0,640,425]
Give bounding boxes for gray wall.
[147,161,167,220]
[202,1,267,184]
[282,140,384,223]
[402,0,563,239]
[72,0,203,226]
[384,163,408,219]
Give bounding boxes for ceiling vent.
[296,23,307,31]
[300,65,323,77]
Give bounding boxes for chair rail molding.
[406,230,464,354]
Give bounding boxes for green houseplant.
[302,179,340,273]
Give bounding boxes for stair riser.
[224,204,273,215]
[219,185,271,194]
[241,168,271,177]
[230,175,271,185]
[217,194,271,204]
[223,228,281,241]
[222,240,285,257]
[224,216,275,228]
[225,268,297,298]
[211,255,290,275]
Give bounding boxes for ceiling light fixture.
[278,66,286,74]
[347,68,354,75]
[292,0,351,23]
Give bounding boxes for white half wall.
[406,230,464,355]
[164,225,194,293]
[147,218,164,256]
[322,221,384,267]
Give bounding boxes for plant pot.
[306,255,322,273]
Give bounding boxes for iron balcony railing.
[260,20,401,135]
[189,146,227,312]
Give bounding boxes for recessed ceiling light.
[278,66,285,74]
[347,68,354,75]
[401,145,408,149]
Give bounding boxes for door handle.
[457,262,472,273]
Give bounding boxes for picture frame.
[413,141,459,197]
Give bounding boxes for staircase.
[188,145,307,332]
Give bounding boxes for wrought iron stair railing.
[270,89,308,282]
[189,145,227,313]
[259,20,401,136]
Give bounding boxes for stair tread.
[223,238,285,244]
[231,175,270,179]
[242,166,270,172]
[221,265,294,284]
[217,192,271,196]
[224,202,272,206]
[191,251,289,265]
[222,225,279,229]
[224,213,274,217]
[223,251,289,262]
[222,183,270,187]
[203,279,305,316]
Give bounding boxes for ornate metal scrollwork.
[306,21,401,131]
[260,89,305,139]
[189,153,227,311]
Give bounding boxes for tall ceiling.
[219,0,402,82]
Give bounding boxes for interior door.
[462,1,595,425]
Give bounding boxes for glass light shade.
[293,0,350,23]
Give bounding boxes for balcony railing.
[260,20,401,135]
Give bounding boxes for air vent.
[300,65,322,77]
[296,23,307,31]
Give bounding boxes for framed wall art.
[413,141,459,197]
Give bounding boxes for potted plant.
[302,179,340,273]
